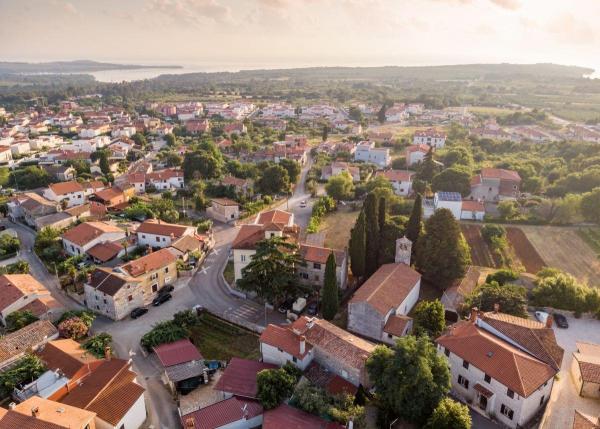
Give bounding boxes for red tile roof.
[37,339,99,378]
[61,221,124,247]
[213,358,277,399]
[135,219,192,238]
[349,263,421,316]
[120,248,176,277]
[461,200,485,212]
[573,410,600,429]
[153,339,203,367]
[406,144,430,153]
[48,181,84,195]
[260,324,312,360]
[263,404,344,429]
[86,241,123,262]
[376,170,414,182]
[181,397,263,429]
[300,244,345,266]
[436,321,557,397]
[211,198,239,207]
[480,167,521,182]
[0,274,48,312]
[257,209,292,226]
[383,315,412,337]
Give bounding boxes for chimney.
[104,346,111,361]
[8,403,15,410]
[185,417,195,428]
[493,303,500,313]
[299,336,306,355]
[31,407,40,418]
[546,314,553,328]
[470,307,479,324]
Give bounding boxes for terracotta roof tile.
[87,241,122,262]
[573,410,600,429]
[20,296,62,318]
[88,268,135,296]
[0,320,58,364]
[0,274,48,312]
[211,198,238,207]
[135,219,192,238]
[349,263,421,316]
[11,396,96,429]
[120,248,176,277]
[480,167,521,182]
[383,315,412,337]
[213,358,277,399]
[153,339,203,367]
[376,170,414,182]
[257,209,292,226]
[61,221,124,247]
[263,403,344,429]
[37,339,98,378]
[181,397,263,429]
[300,244,345,266]
[260,324,312,360]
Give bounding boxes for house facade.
[136,219,196,249]
[375,170,414,196]
[413,129,447,148]
[43,181,85,208]
[298,244,348,290]
[470,168,522,201]
[354,141,390,168]
[207,198,240,223]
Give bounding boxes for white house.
[0,146,13,164]
[436,310,563,429]
[0,274,61,325]
[320,162,361,182]
[413,129,447,148]
[423,192,463,219]
[461,200,486,221]
[146,169,185,190]
[135,219,196,249]
[375,170,414,196]
[10,140,31,156]
[61,221,126,257]
[405,144,430,167]
[260,324,314,370]
[43,181,85,208]
[354,141,390,168]
[385,103,409,122]
[347,238,420,344]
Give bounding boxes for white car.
[535,311,549,324]
[299,200,307,208]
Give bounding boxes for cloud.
[546,12,596,44]
[147,0,232,24]
[489,0,520,10]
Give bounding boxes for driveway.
[541,314,600,429]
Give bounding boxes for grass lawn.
[223,260,235,285]
[577,227,600,258]
[319,206,360,250]
[189,312,260,361]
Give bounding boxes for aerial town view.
[1,1,600,428]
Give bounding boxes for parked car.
[152,293,172,306]
[77,261,92,270]
[306,301,318,316]
[300,200,307,208]
[553,312,569,328]
[158,284,175,295]
[0,225,6,231]
[130,307,148,319]
[192,304,205,315]
[535,311,549,324]
[278,298,295,314]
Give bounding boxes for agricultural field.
[319,206,360,250]
[519,225,600,286]
[505,227,546,275]
[577,228,600,256]
[461,224,498,268]
[466,106,520,117]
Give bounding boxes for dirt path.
[461,224,497,268]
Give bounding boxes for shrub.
[141,320,188,350]
[531,271,600,314]
[0,354,46,398]
[485,269,519,285]
[256,367,296,409]
[58,310,95,328]
[5,310,38,332]
[58,317,89,339]
[83,333,113,358]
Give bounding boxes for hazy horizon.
[2,0,600,74]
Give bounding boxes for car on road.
[535,311,549,324]
[0,225,6,231]
[278,298,295,314]
[152,293,172,306]
[306,301,318,316]
[130,307,148,319]
[77,260,92,269]
[158,284,174,295]
[300,200,307,208]
[553,312,569,328]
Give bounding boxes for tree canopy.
[413,299,446,338]
[424,398,472,429]
[325,172,355,201]
[321,253,339,320]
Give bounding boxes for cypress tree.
[321,253,339,320]
[349,210,366,280]
[418,147,436,183]
[378,196,387,235]
[406,193,423,245]
[364,193,380,277]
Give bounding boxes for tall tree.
[431,166,472,197]
[463,281,528,318]
[258,164,290,195]
[236,236,302,305]
[417,147,436,183]
[406,194,422,245]
[322,125,329,141]
[415,208,471,289]
[364,193,380,277]
[349,210,366,280]
[321,253,339,320]
[279,159,301,184]
[367,335,451,425]
[424,398,472,429]
[326,172,354,201]
[378,196,387,236]
[413,299,446,338]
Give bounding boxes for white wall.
[63,231,126,257]
[260,342,313,371]
[233,249,256,281]
[395,279,420,316]
[95,393,146,429]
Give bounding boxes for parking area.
[541,314,600,429]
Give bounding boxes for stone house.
[571,341,600,399]
[347,238,421,344]
[298,244,348,290]
[436,310,563,429]
[206,198,240,223]
[136,219,196,249]
[470,168,522,201]
[61,221,126,257]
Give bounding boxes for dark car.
[152,293,172,306]
[158,284,175,295]
[0,226,6,231]
[553,312,569,328]
[278,298,295,314]
[306,302,318,316]
[130,307,148,319]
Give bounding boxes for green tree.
[378,196,387,236]
[424,398,472,429]
[349,210,366,280]
[413,299,446,338]
[321,253,339,320]
[5,310,38,332]
[463,281,528,318]
[256,368,296,409]
[165,133,176,146]
[415,208,471,289]
[83,333,113,358]
[98,151,110,175]
[498,200,520,220]
[322,125,329,141]
[183,151,223,180]
[325,172,354,201]
[443,147,474,169]
[131,132,147,147]
[366,335,451,425]
[530,271,599,314]
[417,147,436,183]
[432,166,472,197]
[258,164,290,195]
[581,187,600,223]
[405,194,423,245]
[141,320,188,350]
[364,193,380,277]
[9,166,52,190]
[279,158,301,184]
[348,106,364,123]
[237,237,302,305]
[0,354,46,398]
[58,317,89,339]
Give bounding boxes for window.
[241,255,246,262]
[314,275,319,281]
[142,235,146,239]
[150,273,158,280]
[539,395,545,406]
[156,237,160,242]
[458,375,469,389]
[292,356,297,363]
[103,299,106,304]
[462,360,469,369]
[165,267,169,273]
[500,404,514,420]
[313,263,321,270]
[162,237,166,242]
[507,389,514,399]
[152,284,158,292]
[444,348,450,357]
[484,374,491,383]
[128,295,133,301]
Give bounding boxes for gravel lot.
[541,314,600,429]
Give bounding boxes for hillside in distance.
[0,60,182,74]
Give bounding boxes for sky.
[1,0,600,72]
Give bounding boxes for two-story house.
[405,144,431,167]
[136,219,196,249]
[320,162,361,182]
[43,181,85,208]
[347,237,420,344]
[0,274,62,325]
[470,168,522,201]
[298,244,348,290]
[260,316,375,387]
[436,309,563,429]
[354,141,390,168]
[207,198,240,223]
[84,248,177,320]
[375,170,415,196]
[413,129,447,148]
[61,221,126,257]
[146,169,185,190]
